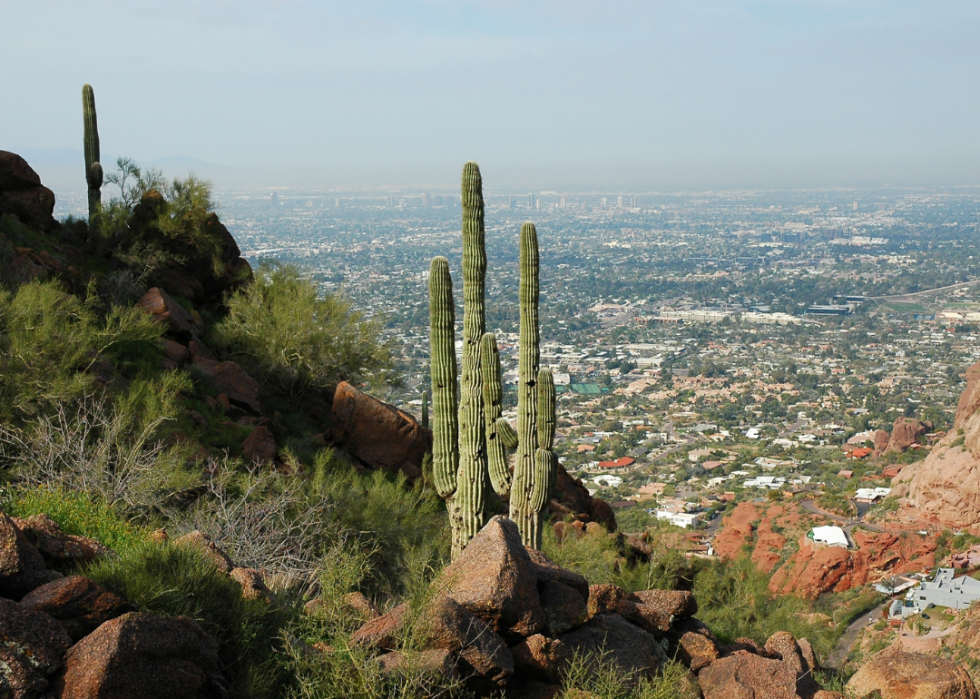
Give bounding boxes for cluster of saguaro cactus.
[428,163,558,555]
[82,84,103,230]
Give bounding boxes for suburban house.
[898,568,980,617]
[809,526,850,548]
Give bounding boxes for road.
[869,279,980,302]
[800,499,883,534]
[825,611,876,669]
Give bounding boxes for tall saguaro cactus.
[428,162,491,558]
[82,84,103,231]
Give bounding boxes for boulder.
[629,589,698,620]
[586,583,627,617]
[350,603,409,651]
[526,548,590,601]
[330,381,432,480]
[539,580,587,635]
[422,596,514,686]
[0,597,72,698]
[241,425,277,464]
[698,650,799,699]
[136,288,204,339]
[161,339,190,365]
[192,356,263,414]
[846,651,978,699]
[666,617,723,672]
[344,591,380,619]
[0,151,58,230]
[618,599,672,635]
[433,516,545,638]
[12,513,108,564]
[0,510,49,599]
[511,634,573,684]
[174,531,235,573]
[229,567,274,602]
[19,575,133,641]
[57,612,219,699]
[558,614,666,678]
[874,429,891,453]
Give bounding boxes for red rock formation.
[886,417,932,453]
[713,502,760,559]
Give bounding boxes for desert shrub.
[692,556,836,656]
[211,261,395,396]
[559,649,694,699]
[0,383,200,518]
[86,540,294,699]
[0,280,163,419]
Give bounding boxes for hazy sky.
[4,1,980,189]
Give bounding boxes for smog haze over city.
[5,0,980,190]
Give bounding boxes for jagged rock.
[846,651,978,699]
[12,513,108,564]
[539,580,587,635]
[350,603,409,651]
[137,287,204,339]
[526,548,590,601]
[192,356,263,414]
[0,510,49,599]
[511,634,572,684]
[344,591,380,619]
[550,464,618,531]
[57,612,219,699]
[558,614,666,678]
[618,599,672,635]
[423,596,514,687]
[433,516,545,638]
[886,418,932,453]
[586,583,627,617]
[874,429,891,453]
[174,531,235,573]
[241,425,277,464]
[19,575,133,641]
[0,151,58,230]
[229,567,274,602]
[375,649,457,678]
[330,381,432,480]
[629,589,698,619]
[698,650,799,699]
[765,631,820,698]
[0,597,72,699]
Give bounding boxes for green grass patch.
[0,485,146,551]
[883,302,932,314]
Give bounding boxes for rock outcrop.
[846,651,978,699]
[0,597,73,698]
[0,510,50,599]
[886,417,932,453]
[0,150,58,230]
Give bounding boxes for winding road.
[800,499,883,534]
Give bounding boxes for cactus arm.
[481,332,512,497]
[428,256,459,501]
[496,418,519,449]
[421,390,429,430]
[537,369,556,450]
[529,368,558,514]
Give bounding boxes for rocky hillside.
[894,360,980,531]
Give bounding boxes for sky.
[4,0,980,190]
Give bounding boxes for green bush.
[86,541,293,699]
[211,262,395,396]
[559,650,694,699]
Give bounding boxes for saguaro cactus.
[421,390,429,430]
[428,162,491,558]
[82,84,103,230]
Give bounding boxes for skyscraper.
[528,193,535,209]
[617,196,623,208]
[422,193,431,208]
